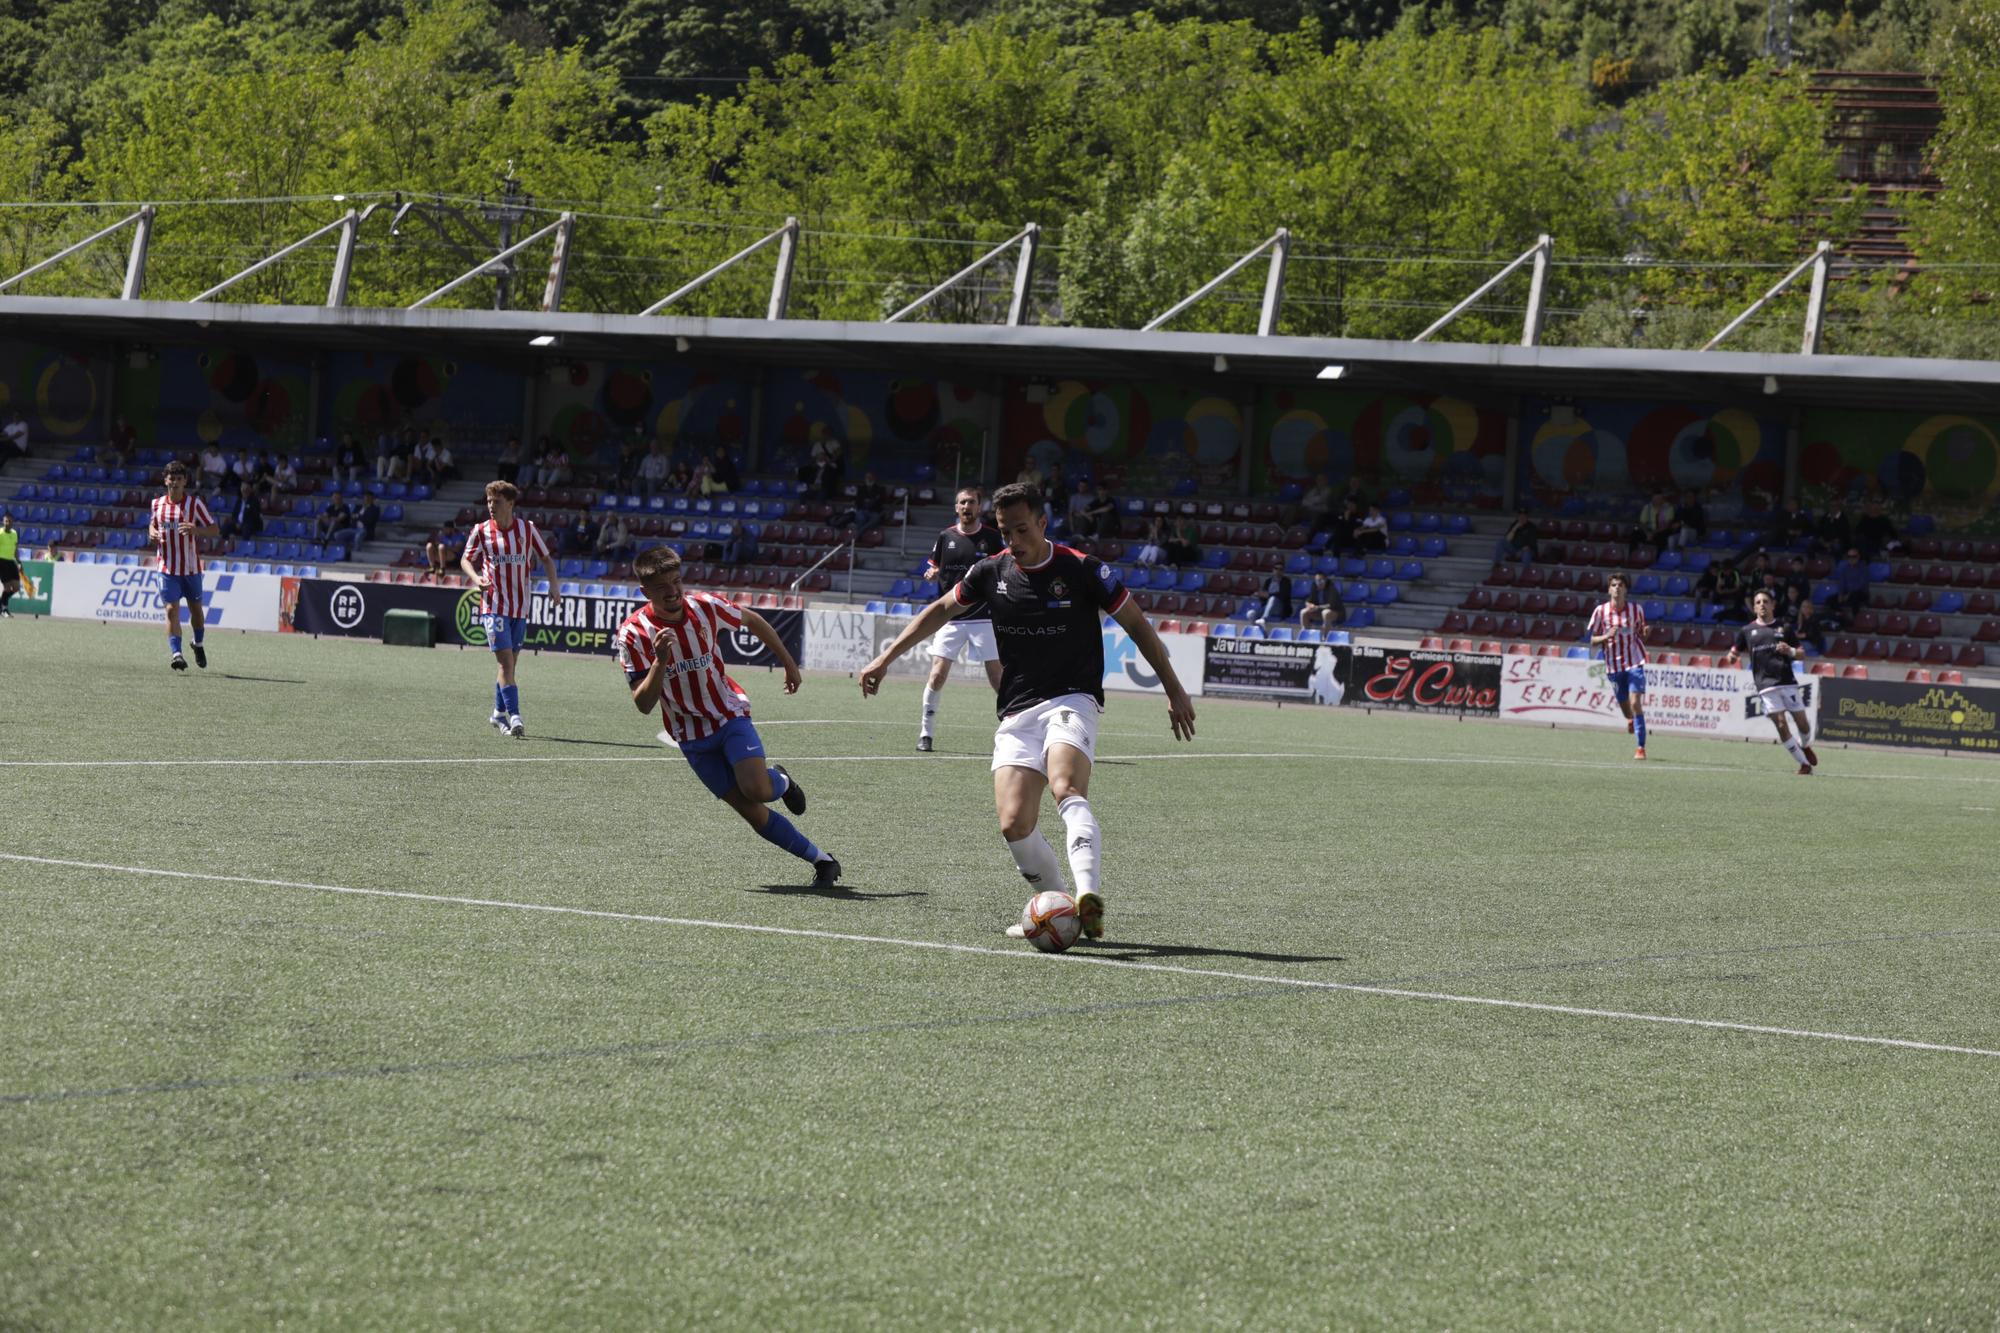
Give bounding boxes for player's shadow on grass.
[1076,939,1345,964]
[749,882,928,902]
[533,735,664,751]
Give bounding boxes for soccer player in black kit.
[1724,589,1821,775]
[861,481,1197,941]
[916,486,1005,751]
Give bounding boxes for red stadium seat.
[1892,640,1922,663]
[1462,587,1494,611]
[1517,566,1548,589]
[1420,636,1445,649]
[1906,668,1933,682]
[1975,620,2000,643]
[1522,591,1550,615]
[1487,565,1518,587]
[1851,610,1881,634]
[1536,644,1564,657]
[1925,564,1955,586]
[1808,662,1837,677]
[1658,651,1683,665]
[1498,616,1526,638]
[1841,664,1870,679]
[1910,537,1941,559]
[1956,645,1986,667]
[1911,615,1942,638]
[1492,591,1522,613]
[1902,588,1932,611]
[1528,617,1557,640]
[1507,642,1534,655]
[1923,643,1954,665]
[1675,627,1705,648]
[1470,615,1498,636]
[1545,566,1575,591]
[1477,640,1505,653]
[1441,612,1470,633]
[1687,654,1714,667]
[1881,613,1912,637]
[1447,638,1475,651]
[1938,669,1965,684]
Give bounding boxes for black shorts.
[0,558,17,582]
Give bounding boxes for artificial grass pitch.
[3,618,1996,1328]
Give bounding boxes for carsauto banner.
[286,579,803,664]
[1816,678,2000,753]
[1345,644,1500,714]
[54,564,282,631]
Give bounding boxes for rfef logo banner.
[717,609,803,668]
[1346,644,1500,714]
[1498,654,1815,739]
[1201,636,1350,705]
[53,564,282,632]
[1817,678,2000,752]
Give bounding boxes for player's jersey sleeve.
[190,497,214,527]
[1084,556,1128,614]
[955,557,996,607]
[929,531,948,569]
[615,614,654,684]
[460,525,481,565]
[526,521,552,560]
[1731,626,1750,656]
[1633,606,1648,637]
[688,589,744,629]
[1586,605,1603,637]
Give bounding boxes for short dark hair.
[1607,571,1630,588]
[162,461,188,479]
[634,545,683,581]
[991,481,1042,515]
[484,480,520,503]
[956,485,982,501]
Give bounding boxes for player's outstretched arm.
[459,550,485,587]
[740,609,803,693]
[1111,598,1196,742]
[630,654,669,714]
[859,592,963,696]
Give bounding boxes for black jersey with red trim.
[929,523,1004,619]
[955,542,1129,717]
[1732,618,1799,690]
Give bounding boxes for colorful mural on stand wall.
[114,346,311,450]
[320,352,521,448]
[0,341,108,442]
[535,361,750,466]
[1798,408,2000,511]
[1001,379,1242,495]
[765,370,991,482]
[1256,388,1506,501]
[1517,399,1785,503]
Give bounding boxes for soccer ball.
[1019,890,1082,954]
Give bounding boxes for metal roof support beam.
[1142,228,1290,334]
[190,211,358,304]
[539,211,575,314]
[1703,242,1831,353]
[640,218,800,319]
[0,207,155,296]
[1413,234,1551,344]
[408,212,574,311]
[884,223,1041,326]
[120,206,155,301]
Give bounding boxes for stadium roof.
[4,295,1998,414]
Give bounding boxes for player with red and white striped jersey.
[1587,572,1651,760]
[459,480,561,738]
[616,545,841,889]
[149,461,220,671]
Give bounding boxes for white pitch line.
[5,852,1996,1062]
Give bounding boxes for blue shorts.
[480,614,528,652]
[1608,666,1647,703]
[678,716,766,799]
[159,572,203,608]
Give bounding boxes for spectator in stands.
[315,495,352,544]
[1045,462,1068,511]
[710,446,740,493]
[1355,503,1389,553]
[1300,572,1345,633]
[1253,571,1293,628]
[268,453,298,497]
[200,445,229,493]
[723,522,760,565]
[700,452,733,498]
[1059,479,1093,538]
[840,471,889,534]
[1080,484,1119,541]
[638,443,670,497]
[424,527,459,580]
[1630,491,1679,559]
[337,435,363,484]
[1134,514,1168,567]
[1013,458,1043,491]
[811,436,845,499]
[424,438,453,487]
[391,428,417,481]
[539,441,572,489]
[1827,548,1871,621]
[1766,500,1812,551]
[1781,555,1812,615]
[227,450,253,490]
[565,509,596,556]
[219,482,264,543]
[3,410,28,461]
[1298,476,1335,532]
[107,416,136,466]
[1711,560,1747,623]
[615,431,648,490]
[1492,507,1539,566]
[1854,500,1901,558]
[1165,516,1201,568]
[355,493,382,544]
[669,458,695,495]
[1328,498,1361,554]
[1791,598,1826,655]
[495,435,522,485]
[374,430,396,481]
[1813,499,1851,556]
[1342,477,1368,512]
[1677,489,1709,548]
[596,513,632,562]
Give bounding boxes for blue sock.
[502,685,520,716]
[757,812,822,864]
[494,683,506,715]
[191,625,204,645]
[1634,714,1648,746]
[169,634,182,656]
[767,768,790,803]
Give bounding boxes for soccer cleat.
[1796,763,1814,776]
[1075,890,1104,940]
[916,735,933,752]
[170,653,187,671]
[1634,747,1646,761]
[507,714,525,738]
[489,710,508,733]
[811,855,842,890]
[772,763,807,815]
[192,643,206,669]
[1802,744,1819,767]
[1004,923,1028,938]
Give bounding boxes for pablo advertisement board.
[1815,678,2000,753]
[1497,654,1816,739]
[54,563,283,632]
[286,579,802,664]
[1344,643,1500,714]
[1201,636,1350,705]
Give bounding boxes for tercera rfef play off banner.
[1497,653,1818,739]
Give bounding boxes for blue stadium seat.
[1343,610,1371,631]
[1681,552,1710,573]
[918,582,939,600]
[587,560,611,578]
[583,583,606,598]
[1445,515,1472,534]
[1366,558,1394,579]
[1382,489,1411,507]
[889,578,915,597]
[1211,622,1237,637]
[1202,549,1228,569]
[1177,571,1206,593]
[273,563,295,576]
[1633,573,1661,595]
[1388,535,1418,557]
[1668,602,1695,623]
[1297,629,1323,643]
[1398,561,1424,581]
[298,566,319,578]
[865,600,888,613]
[1388,511,1413,532]
[1291,576,1312,599]
[251,562,272,575]
[1285,553,1312,575]
[1239,625,1266,639]
[1266,626,1294,641]
[1344,581,1369,602]
[890,602,916,617]
[1339,557,1366,578]
[1664,575,1691,597]
[1565,646,1590,658]
[1653,550,1682,570]
[1370,583,1399,605]
[559,558,584,577]
[1414,513,1442,533]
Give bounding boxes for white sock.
[1781,736,1808,765]
[920,686,940,738]
[1057,795,1102,898]
[1005,829,1065,890]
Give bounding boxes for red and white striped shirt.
[615,592,753,743]
[151,492,213,576]
[461,518,552,617]
[1587,598,1649,672]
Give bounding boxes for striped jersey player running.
[460,480,562,738]
[1587,572,1651,760]
[615,545,842,889]
[149,461,220,671]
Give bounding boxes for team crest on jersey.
[1048,578,1068,599]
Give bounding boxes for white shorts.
[991,693,1102,775]
[931,618,998,664]
[1757,684,1805,716]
